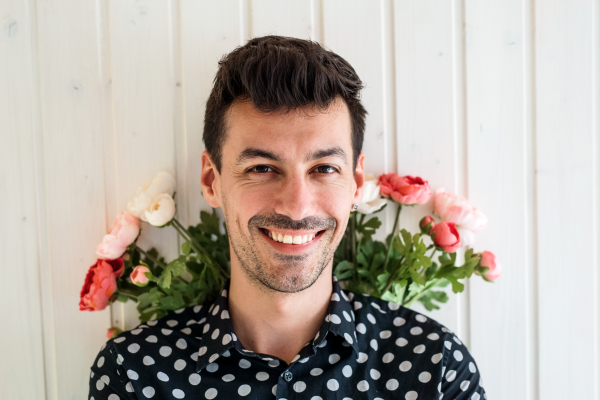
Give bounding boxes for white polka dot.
[143,356,155,365]
[419,371,432,383]
[469,362,477,373]
[410,327,423,335]
[317,339,327,348]
[145,335,158,343]
[221,310,230,319]
[161,329,172,336]
[427,333,440,340]
[238,384,251,396]
[101,375,110,385]
[400,361,412,372]
[256,372,269,381]
[388,301,400,310]
[471,393,481,400]
[382,352,394,363]
[293,381,306,392]
[367,313,376,324]
[396,337,408,347]
[357,380,369,392]
[239,359,251,369]
[212,305,220,316]
[209,353,219,363]
[331,293,340,301]
[116,354,124,365]
[268,359,280,368]
[146,319,158,326]
[311,397,323,400]
[342,365,352,377]
[205,388,217,399]
[172,388,185,399]
[445,341,452,350]
[203,324,210,334]
[189,373,201,385]
[157,372,169,382]
[432,353,443,364]
[446,370,457,382]
[370,339,378,350]
[379,330,392,339]
[310,368,323,376]
[394,317,406,326]
[222,350,230,357]
[356,323,366,334]
[405,391,418,400]
[222,334,232,345]
[175,307,185,313]
[354,302,363,310]
[142,386,155,398]
[159,346,172,357]
[454,350,464,361]
[174,359,186,371]
[97,357,105,368]
[114,337,126,343]
[330,314,341,324]
[329,354,340,364]
[127,343,140,353]
[272,385,277,396]
[108,395,119,400]
[167,320,178,327]
[211,328,220,340]
[343,332,353,344]
[343,311,352,321]
[386,378,399,390]
[198,346,207,356]
[414,344,426,354]
[180,328,190,336]
[327,378,340,390]
[460,380,470,391]
[95,379,105,391]
[357,352,368,363]
[176,338,187,349]
[370,369,381,380]
[415,314,428,323]
[127,370,139,380]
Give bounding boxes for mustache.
[248,213,336,231]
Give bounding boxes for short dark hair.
[203,35,367,173]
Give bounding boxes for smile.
[260,228,323,245]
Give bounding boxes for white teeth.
[267,230,318,244]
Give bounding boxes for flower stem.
[135,245,168,270]
[382,203,402,271]
[115,289,138,301]
[403,278,441,307]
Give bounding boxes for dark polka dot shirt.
[89,275,486,399]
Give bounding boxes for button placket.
[283,370,293,382]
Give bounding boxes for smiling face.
[201,97,365,293]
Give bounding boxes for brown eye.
[249,165,273,173]
[315,165,338,174]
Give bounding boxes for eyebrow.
[305,146,348,164]
[234,146,348,166]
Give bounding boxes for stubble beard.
[222,199,340,294]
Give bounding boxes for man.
[89,36,486,399]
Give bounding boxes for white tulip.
[144,193,176,227]
[127,171,176,220]
[356,174,387,214]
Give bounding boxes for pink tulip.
[431,221,461,253]
[79,258,125,311]
[433,189,487,248]
[96,212,141,260]
[419,216,436,234]
[480,251,502,281]
[379,174,431,205]
[130,265,153,287]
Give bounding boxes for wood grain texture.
[0,0,46,398]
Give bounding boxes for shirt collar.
[195,274,359,373]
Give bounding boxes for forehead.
[221,98,352,163]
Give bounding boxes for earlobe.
[353,152,366,204]
[200,151,222,209]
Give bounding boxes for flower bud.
[479,251,502,281]
[419,216,436,235]
[106,327,123,340]
[431,221,461,253]
[130,265,153,287]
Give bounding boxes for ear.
[352,152,366,206]
[200,150,222,209]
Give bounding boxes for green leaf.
[334,261,354,280]
[409,269,425,286]
[181,241,192,255]
[400,229,413,253]
[376,273,390,286]
[116,294,129,303]
[418,290,449,311]
[393,236,406,255]
[448,277,465,293]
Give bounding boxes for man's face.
[201,98,365,293]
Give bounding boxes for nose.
[273,171,317,221]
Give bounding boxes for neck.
[228,264,333,365]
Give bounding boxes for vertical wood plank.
[252,0,314,39]
[392,0,464,335]
[0,0,47,398]
[464,0,532,397]
[595,1,600,397]
[536,0,596,397]
[107,0,181,330]
[34,0,112,397]
[180,0,242,227]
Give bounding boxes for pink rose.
[96,212,141,260]
[379,174,431,205]
[431,221,461,253]
[106,327,123,340]
[433,188,487,247]
[79,258,125,311]
[419,216,436,234]
[130,265,153,287]
[480,251,502,281]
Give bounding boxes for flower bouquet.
[79,171,501,338]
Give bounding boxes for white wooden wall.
[2,0,599,399]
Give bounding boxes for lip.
[258,228,325,254]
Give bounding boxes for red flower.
[79,258,124,311]
[379,174,431,205]
[431,222,461,253]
